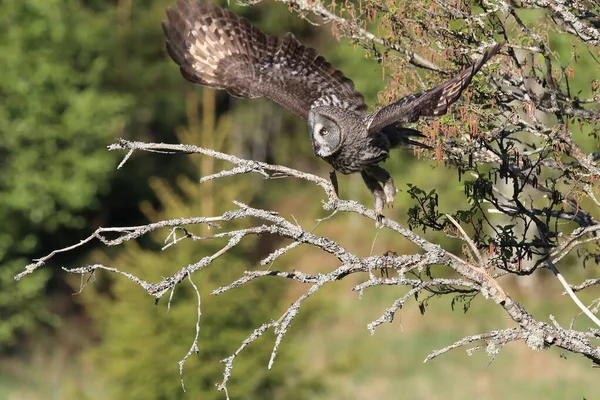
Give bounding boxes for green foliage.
[0,0,132,346]
[0,0,132,228]
[406,184,444,232]
[0,260,54,346]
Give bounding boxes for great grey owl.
[162,0,503,218]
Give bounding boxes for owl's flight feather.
[162,0,367,119]
[365,42,504,134]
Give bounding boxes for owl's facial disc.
[309,114,341,158]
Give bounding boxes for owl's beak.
[312,140,320,156]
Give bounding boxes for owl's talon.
[376,212,385,227]
[375,193,385,226]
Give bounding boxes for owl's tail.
[162,0,265,97]
[382,126,432,150]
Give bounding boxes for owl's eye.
[320,127,329,136]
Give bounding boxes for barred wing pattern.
[162,0,367,119]
[365,42,504,134]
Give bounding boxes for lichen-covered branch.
[16,135,600,393]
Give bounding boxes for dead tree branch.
[17,136,600,393]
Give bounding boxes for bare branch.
[571,279,600,293]
[19,132,600,386]
[544,259,600,328]
[178,275,202,392]
[446,214,485,265]
[424,328,523,362]
[520,0,600,45]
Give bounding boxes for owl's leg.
[360,170,386,220]
[365,166,397,207]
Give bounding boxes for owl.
[162,0,503,218]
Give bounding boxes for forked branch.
[15,138,600,395]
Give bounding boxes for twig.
[571,279,600,293]
[545,259,600,328]
[424,328,522,362]
[446,214,485,265]
[178,275,202,392]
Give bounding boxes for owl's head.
[308,110,343,158]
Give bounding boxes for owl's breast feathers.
[325,131,390,174]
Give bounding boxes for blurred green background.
[1,0,598,399]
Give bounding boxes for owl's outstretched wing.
[365,43,504,134]
[162,0,367,119]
